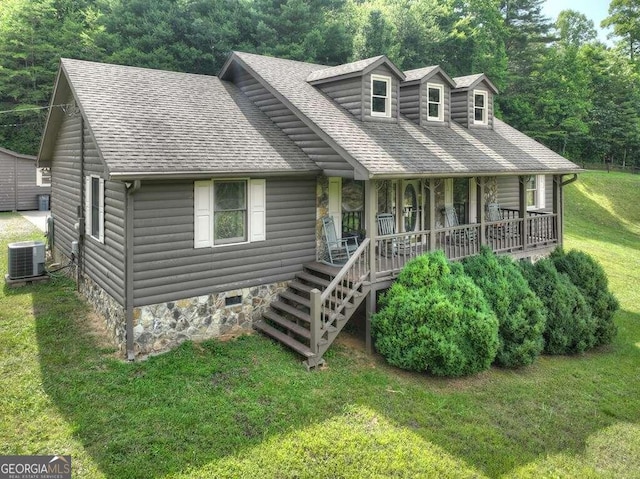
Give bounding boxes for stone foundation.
[79,273,127,354]
[132,281,289,357]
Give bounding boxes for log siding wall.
[362,65,399,123]
[49,95,126,305]
[318,76,362,117]
[131,177,317,307]
[235,69,353,177]
[451,82,494,129]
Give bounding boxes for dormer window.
[427,83,444,121]
[371,75,391,117]
[474,90,488,125]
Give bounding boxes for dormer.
[307,56,405,123]
[400,66,456,127]
[451,74,499,129]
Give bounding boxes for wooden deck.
[372,212,559,282]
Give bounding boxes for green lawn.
[1,170,639,478]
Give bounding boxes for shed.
[0,146,51,211]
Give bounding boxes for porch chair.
[320,215,359,265]
[486,203,516,239]
[443,205,478,244]
[376,213,410,256]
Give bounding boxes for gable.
[39,59,318,180]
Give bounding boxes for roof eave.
[370,168,582,180]
[108,169,322,181]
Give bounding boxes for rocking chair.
[321,215,359,265]
[443,206,478,244]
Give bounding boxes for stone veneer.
[132,281,289,357]
[316,175,329,262]
[79,273,127,353]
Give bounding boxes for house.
[38,52,581,366]
[0,146,51,211]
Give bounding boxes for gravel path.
[0,213,41,240]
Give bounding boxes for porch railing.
[374,213,558,281]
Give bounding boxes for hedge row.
[371,247,618,377]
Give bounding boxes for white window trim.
[526,175,546,210]
[194,178,266,249]
[426,83,444,122]
[36,167,51,187]
[84,174,104,243]
[473,90,488,125]
[371,74,391,118]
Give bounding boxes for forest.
[1,0,639,168]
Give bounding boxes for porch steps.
[254,261,364,368]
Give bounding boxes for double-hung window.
[84,175,104,242]
[526,175,546,210]
[474,90,488,125]
[194,178,266,248]
[36,167,51,186]
[427,83,444,121]
[371,75,391,117]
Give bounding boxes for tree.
[602,0,640,61]
[0,0,104,154]
[556,9,597,48]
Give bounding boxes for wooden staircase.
[254,239,371,369]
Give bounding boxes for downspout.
[77,114,85,291]
[125,179,141,361]
[561,174,578,186]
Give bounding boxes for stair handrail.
[320,237,370,303]
[309,238,370,357]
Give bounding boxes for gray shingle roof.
[306,55,405,84]
[403,66,438,82]
[306,56,383,83]
[453,73,498,93]
[232,52,579,177]
[58,59,317,177]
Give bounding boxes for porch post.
[364,179,377,355]
[478,177,486,245]
[429,178,436,251]
[554,175,562,246]
[519,176,528,251]
[365,179,377,280]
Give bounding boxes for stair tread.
[254,321,315,358]
[263,310,311,339]
[280,290,311,308]
[295,271,330,288]
[304,262,340,277]
[288,280,314,295]
[271,301,311,322]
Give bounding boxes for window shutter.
[194,180,213,248]
[537,175,546,209]
[98,178,105,243]
[249,179,266,242]
[84,175,91,236]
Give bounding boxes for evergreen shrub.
[372,251,499,377]
[463,248,546,367]
[550,248,619,346]
[519,258,597,354]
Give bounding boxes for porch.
[372,208,558,282]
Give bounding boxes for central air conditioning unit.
[7,241,46,280]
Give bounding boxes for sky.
[542,0,613,44]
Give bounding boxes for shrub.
[372,251,499,377]
[550,248,619,346]
[519,258,597,354]
[463,248,546,367]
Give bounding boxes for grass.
[1,170,639,478]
